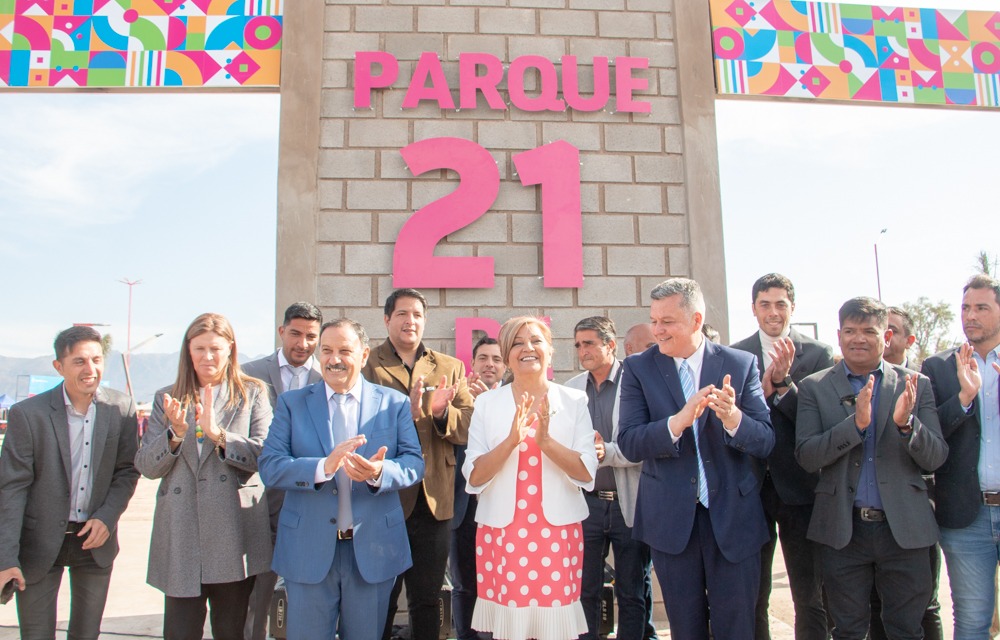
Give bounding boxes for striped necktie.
[679,360,710,507]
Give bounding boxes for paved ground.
[0,477,956,639]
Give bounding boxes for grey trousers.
[16,527,113,640]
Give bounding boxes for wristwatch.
[167,428,184,444]
[897,414,915,433]
[772,375,793,389]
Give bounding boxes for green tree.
[100,333,113,355]
[900,297,956,367]
[975,250,996,276]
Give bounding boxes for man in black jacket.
[731,273,834,640]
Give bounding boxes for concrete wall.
[276,0,726,377]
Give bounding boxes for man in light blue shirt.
[922,274,1000,639]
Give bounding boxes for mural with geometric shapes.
[710,0,1000,108]
[0,0,282,89]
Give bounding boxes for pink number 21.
[392,137,583,289]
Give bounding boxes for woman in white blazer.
[135,313,272,640]
[463,316,598,640]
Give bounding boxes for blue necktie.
[679,361,710,507]
[331,394,354,530]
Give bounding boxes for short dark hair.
[702,323,721,343]
[752,273,795,305]
[283,302,322,326]
[886,306,914,337]
[964,274,1000,306]
[472,336,499,360]
[383,289,428,317]
[574,316,617,345]
[838,297,887,330]
[321,318,369,347]
[53,326,103,360]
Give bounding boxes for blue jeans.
[939,503,1000,639]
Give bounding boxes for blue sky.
[0,0,992,359]
[0,93,281,359]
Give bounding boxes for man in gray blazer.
[567,316,657,640]
[241,302,323,640]
[796,297,948,639]
[0,326,140,640]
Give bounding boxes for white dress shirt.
[63,387,96,522]
[277,349,314,392]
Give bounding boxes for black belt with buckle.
[854,507,886,522]
[337,529,353,540]
[586,490,618,501]
[65,521,86,535]
[983,492,1000,506]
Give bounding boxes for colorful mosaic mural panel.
[710,1,1000,108]
[0,0,282,89]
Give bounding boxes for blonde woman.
[135,313,272,640]
[463,316,598,640]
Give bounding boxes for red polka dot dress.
[472,431,587,640]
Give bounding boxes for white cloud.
[0,94,280,226]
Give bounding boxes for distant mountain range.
[0,351,268,405]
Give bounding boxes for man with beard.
[921,275,1000,638]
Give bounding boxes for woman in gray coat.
[135,313,272,640]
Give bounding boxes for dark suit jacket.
[362,340,473,520]
[617,340,775,563]
[730,328,835,505]
[921,348,983,529]
[259,378,424,585]
[795,361,948,550]
[242,350,323,408]
[0,385,140,583]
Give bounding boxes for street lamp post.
[874,229,887,301]
[119,278,142,368]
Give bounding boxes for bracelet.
[215,430,227,451]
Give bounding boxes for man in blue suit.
[618,278,775,640]
[260,318,424,640]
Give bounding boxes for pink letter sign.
[615,57,651,114]
[393,137,498,289]
[454,317,502,372]
[459,53,506,110]
[354,51,398,109]
[562,56,610,112]
[353,52,651,114]
[403,52,456,110]
[512,141,583,288]
[508,55,566,113]
[393,139,583,289]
